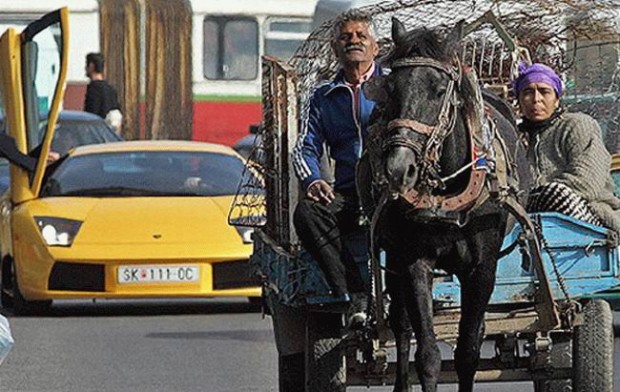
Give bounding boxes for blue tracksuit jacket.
[293,64,381,193]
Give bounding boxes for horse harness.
[363,55,562,331]
[370,56,517,226]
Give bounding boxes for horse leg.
[406,258,441,392]
[386,265,413,392]
[454,259,497,392]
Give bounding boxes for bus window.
[203,17,258,80]
[264,18,312,60]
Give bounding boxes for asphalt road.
[0,299,618,392]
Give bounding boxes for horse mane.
[383,27,456,64]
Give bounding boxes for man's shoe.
[346,292,368,330]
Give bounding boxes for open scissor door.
[0,8,69,203]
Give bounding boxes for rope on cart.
[366,192,390,329]
[532,220,573,306]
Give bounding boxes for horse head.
[365,18,467,198]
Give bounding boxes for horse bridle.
[382,56,463,187]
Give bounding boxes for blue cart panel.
[252,212,620,308]
[434,212,619,308]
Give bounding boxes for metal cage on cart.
[229,1,620,390]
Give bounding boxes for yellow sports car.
[0,141,262,313]
[0,9,260,314]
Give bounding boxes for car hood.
[27,196,246,251]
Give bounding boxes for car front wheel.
[0,257,13,309]
[1,258,51,315]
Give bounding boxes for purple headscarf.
[513,63,563,97]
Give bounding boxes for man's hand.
[46,151,60,165]
[307,180,335,204]
[184,176,202,190]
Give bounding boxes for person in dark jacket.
[292,9,380,328]
[84,53,122,133]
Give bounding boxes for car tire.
[8,259,51,316]
[0,258,14,309]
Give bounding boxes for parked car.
[45,110,123,156]
[0,140,261,313]
[0,110,123,194]
[233,133,261,161]
[611,153,620,196]
[232,124,265,164]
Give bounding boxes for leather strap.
[402,169,487,212]
[387,118,435,136]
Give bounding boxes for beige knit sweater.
[526,112,620,231]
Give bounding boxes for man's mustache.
[344,44,365,52]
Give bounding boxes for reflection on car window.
[42,150,258,197]
[23,20,62,153]
[612,170,620,197]
[264,18,312,60]
[0,159,9,194]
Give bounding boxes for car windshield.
[41,150,253,197]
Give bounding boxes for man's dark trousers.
[293,191,366,297]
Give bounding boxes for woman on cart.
[515,62,620,231]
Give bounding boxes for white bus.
[0,0,317,144]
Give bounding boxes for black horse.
[357,19,530,392]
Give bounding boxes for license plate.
[117,265,200,283]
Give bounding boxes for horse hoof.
[346,311,367,330]
[391,384,411,392]
[346,293,368,330]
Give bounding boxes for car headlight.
[234,226,254,244]
[34,217,82,247]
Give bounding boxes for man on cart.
[292,8,381,329]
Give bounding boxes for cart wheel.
[279,352,305,392]
[573,299,614,392]
[306,311,346,392]
[248,296,263,307]
[533,333,572,392]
